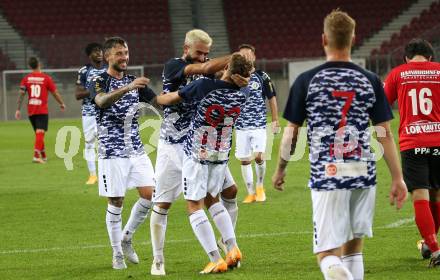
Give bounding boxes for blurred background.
[1,0,439,120]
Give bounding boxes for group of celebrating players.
[15,8,440,280]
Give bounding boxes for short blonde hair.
[184,29,212,47]
[324,9,356,50]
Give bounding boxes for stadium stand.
[223,0,415,59]
[0,0,174,67]
[0,48,15,71]
[374,1,440,55]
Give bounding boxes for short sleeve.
[139,86,157,103]
[383,69,398,105]
[89,75,107,103]
[19,77,26,91]
[368,75,394,125]
[76,67,87,87]
[260,71,276,99]
[282,74,308,125]
[163,59,189,86]
[178,79,206,102]
[46,75,57,92]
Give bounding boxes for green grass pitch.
[0,114,438,279]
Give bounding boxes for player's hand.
[231,74,249,87]
[15,110,21,120]
[128,77,150,91]
[60,103,66,111]
[272,120,281,134]
[272,168,286,191]
[389,178,407,210]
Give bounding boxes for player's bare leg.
[318,248,353,280]
[150,201,171,275]
[412,188,440,265]
[341,238,364,280]
[106,197,126,269]
[254,152,266,202]
[187,199,227,274]
[121,186,153,264]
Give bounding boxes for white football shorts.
[235,128,267,160]
[98,153,155,197]
[82,115,97,143]
[311,187,376,254]
[182,154,234,201]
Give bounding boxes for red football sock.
[35,131,45,152]
[414,200,440,253]
[431,201,440,234]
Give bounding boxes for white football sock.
[320,255,353,280]
[342,253,364,280]
[221,196,238,229]
[106,204,123,255]
[189,209,220,262]
[241,164,254,195]
[84,143,96,175]
[150,205,168,262]
[122,198,151,241]
[255,160,266,186]
[208,202,236,251]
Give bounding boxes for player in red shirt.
[15,57,66,163]
[384,38,440,267]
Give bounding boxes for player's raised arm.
[93,77,149,109]
[155,91,182,106]
[374,121,407,209]
[184,55,231,76]
[272,122,300,190]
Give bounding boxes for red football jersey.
[384,61,440,151]
[19,72,56,116]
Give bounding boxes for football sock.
[35,131,45,152]
[84,142,96,175]
[150,205,168,262]
[430,201,440,234]
[122,198,151,241]
[106,204,123,255]
[414,200,440,253]
[34,150,40,158]
[220,196,238,229]
[189,209,220,262]
[208,202,236,251]
[241,164,254,195]
[342,253,364,280]
[255,160,266,186]
[320,255,353,280]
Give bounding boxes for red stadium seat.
[0,0,174,67]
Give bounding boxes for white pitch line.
[0,220,414,255]
[381,217,414,229]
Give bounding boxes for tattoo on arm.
[17,90,25,110]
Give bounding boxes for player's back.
[285,61,392,190]
[20,72,55,115]
[182,78,246,164]
[384,61,440,151]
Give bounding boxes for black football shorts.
[401,147,440,192]
[29,114,48,131]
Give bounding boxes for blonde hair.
[184,29,212,47]
[323,9,356,50]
